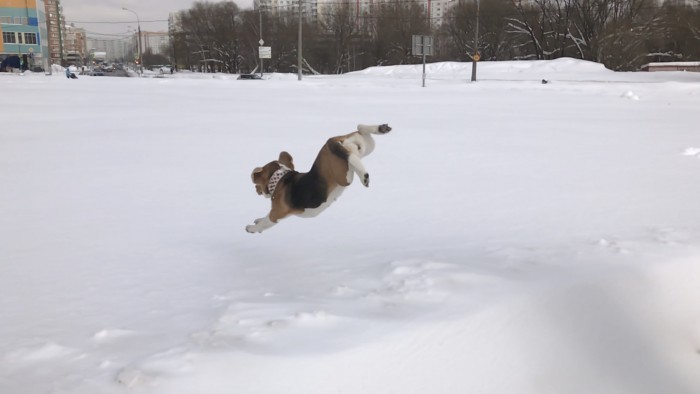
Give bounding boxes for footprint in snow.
[682,147,700,157]
[621,91,640,100]
[92,328,136,343]
[5,342,76,363]
[117,367,155,388]
[597,238,631,254]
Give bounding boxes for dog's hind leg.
[348,154,369,187]
[357,124,391,135]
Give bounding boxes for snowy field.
[2,58,700,393]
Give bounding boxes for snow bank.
[347,57,700,83]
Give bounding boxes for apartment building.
[86,37,130,63]
[260,0,318,21]
[314,0,455,28]
[43,0,63,65]
[0,0,49,71]
[142,31,169,56]
[62,24,85,65]
[425,0,453,26]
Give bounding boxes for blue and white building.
[0,0,49,71]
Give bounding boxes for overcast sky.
[60,0,255,38]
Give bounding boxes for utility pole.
[56,0,64,67]
[470,0,479,82]
[297,0,302,81]
[137,24,142,74]
[171,31,178,71]
[123,7,143,75]
[258,0,264,77]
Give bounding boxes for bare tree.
[176,1,242,73]
[168,0,698,74]
[594,0,660,70]
[441,0,516,62]
[507,0,661,70]
[507,0,580,60]
[368,2,430,65]
[318,3,361,73]
[645,2,700,65]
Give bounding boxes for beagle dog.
[246,124,392,233]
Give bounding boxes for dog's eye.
[251,167,263,181]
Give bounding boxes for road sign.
[412,35,434,87]
[259,46,271,59]
[412,35,433,57]
[473,53,481,61]
[259,39,264,46]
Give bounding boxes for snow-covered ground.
[2,59,700,394]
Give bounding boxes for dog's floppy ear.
[278,151,294,170]
[251,167,263,182]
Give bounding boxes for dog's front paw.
[362,173,370,187]
[378,124,392,134]
[247,216,274,233]
[246,224,260,233]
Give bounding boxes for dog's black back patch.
[286,170,328,209]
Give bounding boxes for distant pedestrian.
[65,67,78,79]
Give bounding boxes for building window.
[2,31,16,43]
[24,33,37,45]
[0,16,12,24]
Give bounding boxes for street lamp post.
[122,7,143,75]
[470,0,479,82]
[56,0,64,67]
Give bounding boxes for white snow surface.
[2,58,700,393]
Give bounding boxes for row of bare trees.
[169,0,700,74]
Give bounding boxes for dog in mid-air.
[246,124,392,233]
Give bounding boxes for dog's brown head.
[250,151,295,198]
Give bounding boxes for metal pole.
[297,0,302,81]
[123,8,142,75]
[422,53,426,88]
[259,1,263,77]
[470,0,479,82]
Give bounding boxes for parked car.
[237,74,262,80]
[151,65,172,74]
